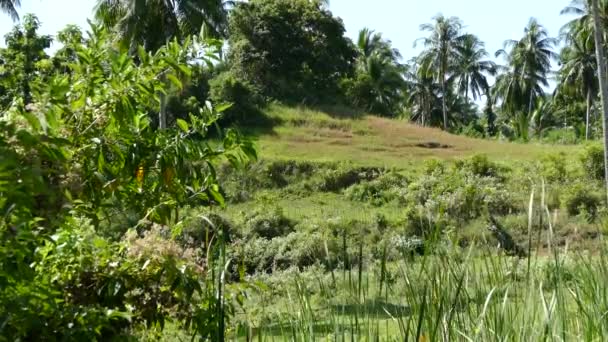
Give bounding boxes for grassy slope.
[222,104,589,250]
[248,104,579,169]
[218,105,598,339]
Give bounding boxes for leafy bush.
[315,165,383,192]
[345,173,408,206]
[209,70,261,124]
[234,231,337,274]
[580,143,605,181]
[459,120,486,138]
[453,154,506,179]
[2,218,227,340]
[540,152,569,183]
[0,24,255,340]
[404,162,514,234]
[542,128,579,145]
[563,183,601,221]
[245,207,295,239]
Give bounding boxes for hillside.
[248,104,580,169]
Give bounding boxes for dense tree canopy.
[94,0,230,52]
[226,0,356,104]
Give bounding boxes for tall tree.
[0,14,52,108]
[559,30,598,140]
[406,61,441,127]
[94,0,230,52]
[417,14,466,130]
[345,28,407,116]
[591,0,608,201]
[561,0,608,45]
[452,34,496,106]
[226,0,356,104]
[0,0,20,21]
[494,18,557,139]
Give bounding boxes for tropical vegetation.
[3,0,608,340]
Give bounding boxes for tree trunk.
[526,91,534,141]
[586,89,592,141]
[159,73,167,130]
[592,0,608,203]
[441,78,448,131]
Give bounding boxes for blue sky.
[0,0,574,70]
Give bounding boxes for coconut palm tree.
[561,0,608,45]
[357,28,402,63]
[494,18,557,139]
[417,14,466,130]
[95,0,230,52]
[0,0,20,21]
[348,28,406,116]
[406,61,441,127]
[452,34,496,106]
[559,29,598,139]
[591,0,608,200]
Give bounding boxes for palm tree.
[95,0,230,52]
[0,0,20,21]
[357,28,402,63]
[561,0,608,45]
[494,18,557,138]
[530,97,553,138]
[592,0,608,201]
[452,34,496,107]
[417,14,466,130]
[559,29,598,140]
[350,28,407,116]
[406,61,441,127]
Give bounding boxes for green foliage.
[0,14,53,108]
[245,207,295,239]
[95,0,229,52]
[404,157,514,234]
[453,154,506,179]
[540,152,569,183]
[315,165,383,192]
[563,182,602,221]
[342,28,407,116]
[227,0,356,104]
[209,70,261,124]
[345,173,408,206]
[542,128,580,145]
[580,143,605,180]
[0,22,256,340]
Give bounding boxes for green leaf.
[176,119,189,133]
[214,103,233,114]
[166,74,183,90]
[208,185,225,207]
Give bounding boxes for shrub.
[580,143,605,181]
[245,207,295,239]
[540,152,569,183]
[454,154,505,179]
[563,183,601,221]
[404,164,514,234]
[460,121,486,139]
[234,232,338,274]
[345,172,408,206]
[177,213,237,257]
[542,128,579,145]
[209,71,261,124]
[4,218,226,340]
[315,165,383,192]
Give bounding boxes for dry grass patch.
[252,105,580,169]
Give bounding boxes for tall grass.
[230,184,608,341]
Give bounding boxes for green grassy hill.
[247,104,579,169]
